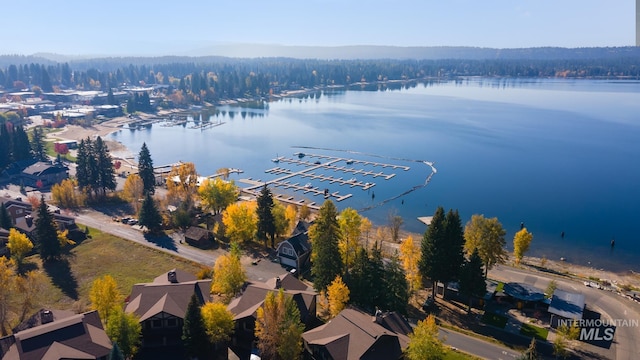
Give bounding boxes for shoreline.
[47,116,640,290]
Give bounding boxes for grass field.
[445,348,482,360]
[520,323,549,340]
[481,312,509,329]
[24,226,206,313]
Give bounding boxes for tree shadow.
[43,258,79,300]
[16,261,39,276]
[144,232,178,251]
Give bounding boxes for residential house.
[0,309,112,360]
[275,220,312,271]
[20,162,69,188]
[227,272,317,360]
[0,197,32,226]
[14,211,80,240]
[184,226,212,248]
[302,308,411,360]
[124,269,211,357]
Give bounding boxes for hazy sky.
[1,0,635,55]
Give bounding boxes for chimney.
[167,270,178,283]
[41,310,54,324]
[275,277,281,289]
[25,215,33,227]
[373,309,383,324]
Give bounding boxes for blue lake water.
[111,78,640,272]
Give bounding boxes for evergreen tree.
[138,193,162,233]
[256,185,276,248]
[420,206,447,295]
[443,209,466,284]
[75,138,97,195]
[309,200,342,292]
[40,65,53,92]
[30,126,47,161]
[137,142,155,195]
[458,249,486,311]
[0,204,11,229]
[12,125,32,162]
[108,343,125,360]
[368,245,387,309]
[34,196,61,261]
[383,254,410,315]
[0,123,11,170]
[182,293,209,360]
[94,136,116,196]
[347,247,370,308]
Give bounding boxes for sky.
[1,0,636,56]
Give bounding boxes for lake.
[110,78,640,272]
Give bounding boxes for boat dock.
[241,152,406,205]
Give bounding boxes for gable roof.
[125,269,211,322]
[184,226,209,241]
[302,308,409,360]
[21,162,68,177]
[227,274,316,322]
[0,310,111,360]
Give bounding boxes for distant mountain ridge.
[1,45,639,67]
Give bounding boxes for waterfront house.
[275,220,312,271]
[0,309,112,360]
[20,161,69,188]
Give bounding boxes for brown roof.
[184,226,209,241]
[302,308,409,360]
[125,269,211,322]
[0,310,111,360]
[227,274,316,322]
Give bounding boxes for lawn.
[445,348,482,360]
[24,227,206,312]
[481,312,508,329]
[520,323,549,340]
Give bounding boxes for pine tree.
[420,206,446,295]
[94,136,116,196]
[108,343,125,360]
[0,123,11,170]
[137,142,155,195]
[443,209,465,284]
[138,193,162,233]
[34,196,61,262]
[256,185,276,248]
[309,200,342,292]
[30,126,47,161]
[383,254,409,315]
[182,294,209,359]
[12,125,32,162]
[459,249,486,311]
[107,88,116,105]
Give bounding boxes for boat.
[314,160,321,165]
[346,159,354,165]
[271,155,282,163]
[295,152,306,158]
[348,178,357,182]
[304,183,312,188]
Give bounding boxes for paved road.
[440,328,520,360]
[74,209,287,282]
[490,266,640,360]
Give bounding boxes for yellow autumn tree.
[198,178,239,215]
[399,235,422,295]
[51,178,85,208]
[513,228,534,265]
[222,201,257,243]
[211,242,247,302]
[338,208,361,271]
[166,162,199,205]
[201,302,235,344]
[284,204,298,234]
[89,275,122,324]
[405,315,446,360]
[15,271,46,322]
[327,275,350,318]
[0,257,16,336]
[122,173,144,213]
[255,289,305,360]
[360,217,372,249]
[7,228,33,266]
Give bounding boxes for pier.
[241,152,406,206]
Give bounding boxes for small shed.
[184,226,212,248]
